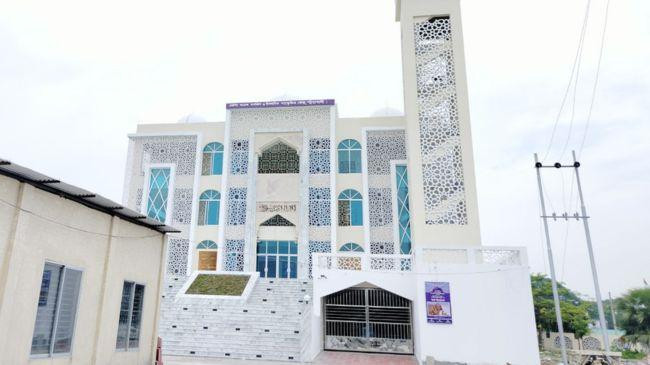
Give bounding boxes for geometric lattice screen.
[413,16,468,225]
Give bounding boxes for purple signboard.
[226,99,335,110]
[425,282,452,324]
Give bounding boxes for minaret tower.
[396,0,481,246]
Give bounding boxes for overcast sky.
[1,0,648,297]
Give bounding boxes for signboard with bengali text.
[425,281,452,324]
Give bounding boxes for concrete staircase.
[158,276,313,362]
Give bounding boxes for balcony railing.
[313,246,526,275]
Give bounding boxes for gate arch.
[323,287,413,354]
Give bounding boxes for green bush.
[621,349,646,360]
[185,274,250,296]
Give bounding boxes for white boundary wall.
[310,247,540,364]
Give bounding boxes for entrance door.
[324,287,413,354]
[198,251,217,271]
[256,241,297,278]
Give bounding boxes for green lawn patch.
[185,274,250,296]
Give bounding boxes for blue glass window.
[202,142,224,175]
[196,240,218,249]
[340,242,364,252]
[147,168,171,222]
[395,165,412,254]
[338,189,363,226]
[256,240,298,279]
[198,190,220,225]
[338,139,362,173]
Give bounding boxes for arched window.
[196,240,218,249]
[198,190,220,225]
[258,141,299,174]
[338,189,363,226]
[340,242,364,252]
[338,139,362,173]
[202,142,224,175]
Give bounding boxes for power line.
[559,7,589,161]
[542,0,593,162]
[578,0,611,159]
[0,197,163,239]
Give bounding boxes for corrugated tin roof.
[0,158,179,234]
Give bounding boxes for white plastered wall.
[311,265,539,364]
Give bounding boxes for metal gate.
[324,287,413,354]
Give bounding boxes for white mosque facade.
[122,1,540,363]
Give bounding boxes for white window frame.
[30,260,84,359]
[141,163,176,225]
[116,280,146,352]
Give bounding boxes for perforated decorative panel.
[365,130,407,255]
[308,241,331,278]
[140,136,197,175]
[230,107,331,139]
[367,130,407,175]
[413,16,467,225]
[230,139,249,175]
[227,188,247,225]
[368,188,392,227]
[167,238,189,275]
[172,188,193,225]
[370,242,395,255]
[309,187,331,226]
[223,240,244,271]
[309,138,330,174]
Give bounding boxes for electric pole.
[572,150,610,353]
[608,291,617,331]
[534,153,568,365]
[534,151,612,362]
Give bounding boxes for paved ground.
[165,351,418,365]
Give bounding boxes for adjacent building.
[0,160,174,364]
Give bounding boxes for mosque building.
[121,1,539,363]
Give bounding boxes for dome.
[177,114,207,123]
[371,107,403,117]
[270,94,300,102]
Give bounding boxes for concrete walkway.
[165,351,418,365]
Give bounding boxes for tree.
[617,287,650,348]
[585,299,619,330]
[531,274,591,338]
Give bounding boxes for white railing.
[314,253,414,273]
[313,246,526,275]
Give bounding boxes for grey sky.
[1,0,648,296]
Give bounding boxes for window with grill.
[338,189,363,226]
[337,139,362,173]
[31,263,82,357]
[196,240,218,249]
[395,165,412,254]
[116,281,145,351]
[258,142,299,174]
[198,190,220,225]
[202,142,224,175]
[340,242,364,252]
[146,168,171,222]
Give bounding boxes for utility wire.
[578,0,611,159]
[543,0,592,162]
[0,197,163,239]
